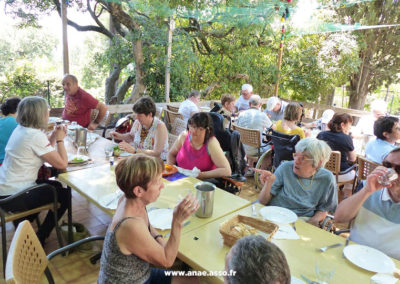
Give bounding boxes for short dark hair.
[226,235,291,284]
[187,112,214,144]
[374,116,399,140]
[115,154,164,199]
[188,90,200,99]
[132,96,156,117]
[1,97,21,116]
[328,113,353,133]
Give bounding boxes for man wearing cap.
[265,97,288,122]
[334,148,400,260]
[235,84,253,112]
[62,74,108,130]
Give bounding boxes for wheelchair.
[254,128,301,190]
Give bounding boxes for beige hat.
[266,97,280,111]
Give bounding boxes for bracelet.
[56,140,64,143]
[154,234,163,240]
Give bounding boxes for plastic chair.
[5,220,104,284]
[324,151,358,192]
[0,184,64,276]
[167,133,178,150]
[166,104,179,113]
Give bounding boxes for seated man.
[265,97,288,122]
[235,84,253,112]
[258,138,337,227]
[178,90,200,123]
[225,235,291,284]
[365,116,400,163]
[334,148,400,260]
[236,95,272,157]
[62,74,108,130]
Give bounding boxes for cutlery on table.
[251,204,257,217]
[342,237,350,258]
[318,242,342,252]
[301,274,318,284]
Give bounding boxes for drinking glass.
[77,146,86,158]
[315,258,335,284]
[104,146,113,159]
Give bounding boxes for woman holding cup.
[99,154,199,283]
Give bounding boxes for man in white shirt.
[178,90,200,122]
[334,148,400,260]
[237,95,272,157]
[264,97,288,122]
[235,84,253,112]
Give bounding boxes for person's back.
[0,97,20,164]
[274,120,305,139]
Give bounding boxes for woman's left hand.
[118,141,135,153]
[172,193,199,226]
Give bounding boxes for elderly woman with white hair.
[257,138,337,226]
[0,96,70,245]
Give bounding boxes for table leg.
[67,186,73,244]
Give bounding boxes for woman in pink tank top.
[168,112,231,180]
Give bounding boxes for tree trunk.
[348,51,372,110]
[109,76,135,104]
[104,64,121,104]
[124,39,146,104]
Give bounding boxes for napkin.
[272,224,300,240]
[148,209,173,230]
[99,192,123,210]
[370,273,398,284]
[176,166,200,178]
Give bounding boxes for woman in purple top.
[168,112,231,179]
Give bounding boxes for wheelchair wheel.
[254,148,274,190]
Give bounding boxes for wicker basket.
[219,215,279,246]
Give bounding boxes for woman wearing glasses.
[167,112,231,179]
[257,138,337,227]
[334,147,400,260]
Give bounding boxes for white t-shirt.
[178,99,199,122]
[0,125,54,195]
[235,96,250,111]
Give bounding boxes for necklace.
[297,174,315,189]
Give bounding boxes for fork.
[318,242,342,252]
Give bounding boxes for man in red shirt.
[62,74,108,130]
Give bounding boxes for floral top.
[129,117,168,160]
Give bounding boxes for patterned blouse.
[129,117,168,160]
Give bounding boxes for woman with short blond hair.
[273,102,305,139]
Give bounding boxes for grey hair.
[17,96,49,129]
[249,95,261,107]
[62,74,78,84]
[188,90,200,98]
[295,137,331,168]
[226,235,291,284]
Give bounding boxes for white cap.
[321,109,335,123]
[241,84,253,92]
[266,97,280,111]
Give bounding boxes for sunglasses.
[382,161,400,174]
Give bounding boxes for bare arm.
[117,195,198,268]
[41,125,68,169]
[137,122,168,157]
[347,150,357,163]
[88,102,108,130]
[167,132,186,165]
[255,169,276,205]
[334,167,386,223]
[197,137,231,179]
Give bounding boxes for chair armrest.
[47,235,105,260]
[0,184,56,205]
[339,164,358,175]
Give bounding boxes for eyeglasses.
[382,161,400,174]
[292,153,314,162]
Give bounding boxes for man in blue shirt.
[365,116,400,163]
[264,97,288,122]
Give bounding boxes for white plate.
[148,209,173,230]
[68,155,89,164]
[343,244,395,273]
[291,276,305,284]
[119,151,133,157]
[259,206,298,224]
